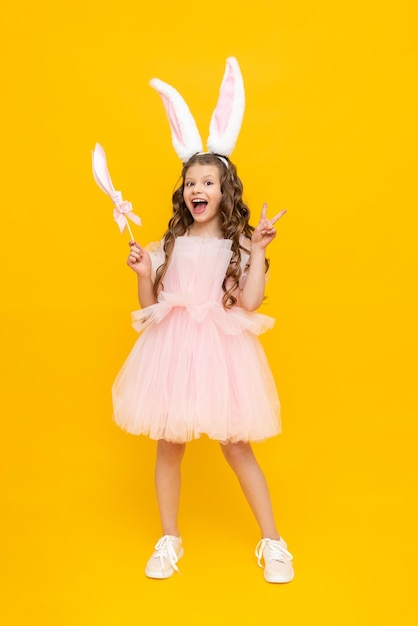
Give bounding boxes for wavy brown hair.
[153,153,269,308]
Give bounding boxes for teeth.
[193,199,206,204]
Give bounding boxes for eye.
[204,181,213,186]
[185,181,194,187]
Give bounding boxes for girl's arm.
[127,241,156,308]
[239,243,268,311]
[239,204,286,312]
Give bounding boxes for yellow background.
[1,0,417,623]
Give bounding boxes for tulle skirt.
[112,304,281,443]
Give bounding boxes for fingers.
[129,239,147,249]
[260,226,277,237]
[257,203,287,239]
[261,204,287,223]
[270,209,287,225]
[127,242,144,264]
[128,241,143,254]
[260,203,287,226]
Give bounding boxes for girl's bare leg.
[155,440,186,537]
[221,441,280,539]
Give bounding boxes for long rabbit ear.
[207,57,245,157]
[150,78,203,163]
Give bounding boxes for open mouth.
[192,199,208,213]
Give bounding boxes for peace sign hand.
[252,203,287,249]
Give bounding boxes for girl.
[112,59,294,583]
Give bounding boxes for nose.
[192,181,203,193]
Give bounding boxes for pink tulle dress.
[112,236,281,443]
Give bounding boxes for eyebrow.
[185,175,217,181]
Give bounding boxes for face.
[183,164,223,229]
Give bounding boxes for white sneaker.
[145,535,184,579]
[255,537,294,583]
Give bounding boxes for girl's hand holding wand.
[127,241,152,278]
[128,241,155,308]
[252,203,287,249]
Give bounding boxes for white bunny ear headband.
[150,57,245,166]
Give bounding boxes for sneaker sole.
[264,571,295,584]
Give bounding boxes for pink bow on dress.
[92,143,141,238]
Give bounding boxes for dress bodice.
[162,237,233,304]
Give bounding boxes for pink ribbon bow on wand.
[92,143,141,240]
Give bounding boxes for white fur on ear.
[149,78,203,163]
[207,57,245,157]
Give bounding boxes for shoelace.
[153,536,182,574]
[255,538,293,568]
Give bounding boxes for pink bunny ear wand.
[92,143,141,240]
